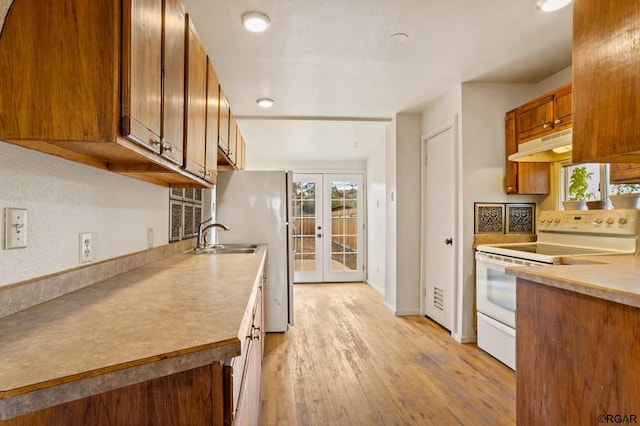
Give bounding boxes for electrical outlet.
[4,208,28,249]
[79,232,93,263]
[147,228,154,248]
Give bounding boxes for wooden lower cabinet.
[516,279,640,424]
[0,364,225,426]
[1,274,265,425]
[223,277,264,425]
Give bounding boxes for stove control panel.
[538,209,640,235]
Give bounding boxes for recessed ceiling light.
[536,0,571,12]
[241,11,271,32]
[390,32,408,44]
[256,98,274,108]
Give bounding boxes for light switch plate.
[5,208,28,249]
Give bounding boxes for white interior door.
[292,174,323,283]
[292,173,365,283]
[423,123,456,331]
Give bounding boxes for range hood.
[508,128,572,162]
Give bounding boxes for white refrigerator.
[215,170,294,332]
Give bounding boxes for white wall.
[0,142,169,287]
[419,67,572,342]
[384,120,397,310]
[365,137,387,295]
[384,114,422,315]
[245,160,366,171]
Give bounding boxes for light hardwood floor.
[259,283,515,426]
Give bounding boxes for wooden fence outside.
[292,208,358,252]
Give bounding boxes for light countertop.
[507,253,640,309]
[0,246,266,418]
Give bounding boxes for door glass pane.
[292,182,316,273]
[330,181,358,272]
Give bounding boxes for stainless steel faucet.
[197,218,230,248]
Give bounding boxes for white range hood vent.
[508,128,572,162]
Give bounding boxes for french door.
[292,173,364,283]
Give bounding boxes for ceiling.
[183,0,573,168]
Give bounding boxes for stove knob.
[554,217,561,223]
[619,217,628,225]
[594,217,603,224]
[606,217,615,225]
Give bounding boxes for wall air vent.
[433,287,445,311]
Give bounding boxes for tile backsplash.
[169,189,203,242]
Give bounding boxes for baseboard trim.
[453,333,477,344]
[394,309,421,316]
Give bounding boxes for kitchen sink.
[192,244,258,255]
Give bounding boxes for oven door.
[475,251,549,328]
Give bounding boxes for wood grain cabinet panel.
[553,83,572,131]
[161,0,187,166]
[183,15,210,182]
[516,279,640,425]
[0,0,211,187]
[504,110,550,194]
[1,364,225,426]
[121,0,163,154]
[0,0,119,144]
[515,83,572,145]
[218,88,231,155]
[228,115,238,165]
[205,59,220,181]
[223,275,264,426]
[516,95,554,143]
[609,163,640,184]
[573,0,640,162]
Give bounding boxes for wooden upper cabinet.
[236,133,246,170]
[505,110,518,194]
[610,163,640,184]
[228,115,238,165]
[183,15,209,181]
[218,88,231,154]
[0,0,213,187]
[205,59,220,182]
[516,95,554,143]
[515,83,572,144]
[160,0,186,165]
[121,0,163,153]
[0,0,119,143]
[505,109,550,195]
[573,1,640,163]
[553,84,572,132]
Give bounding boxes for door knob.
[317,233,322,238]
[445,238,453,245]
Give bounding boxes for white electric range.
[475,209,640,369]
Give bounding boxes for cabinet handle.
[542,122,552,129]
[554,119,562,125]
[153,139,163,147]
[201,170,212,178]
[248,325,261,340]
[162,142,174,153]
